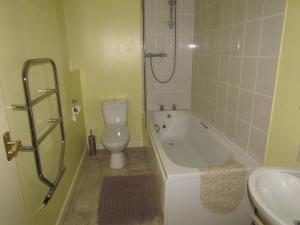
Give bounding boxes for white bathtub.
[145,110,259,225]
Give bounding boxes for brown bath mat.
[98,175,159,225]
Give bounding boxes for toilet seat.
[102,127,129,142]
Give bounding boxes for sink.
[248,167,300,225]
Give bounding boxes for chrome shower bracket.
[168,0,177,29]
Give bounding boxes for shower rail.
[13,58,66,204]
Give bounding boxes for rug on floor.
[98,175,159,225]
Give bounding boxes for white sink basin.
[248,167,300,225]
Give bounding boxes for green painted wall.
[265,0,300,167]
[63,0,144,148]
[0,1,86,225]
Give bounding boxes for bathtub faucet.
[172,104,176,111]
[160,105,164,111]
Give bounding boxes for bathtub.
[145,110,259,225]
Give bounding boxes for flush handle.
[3,131,21,161]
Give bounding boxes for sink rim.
[248,167,300,225]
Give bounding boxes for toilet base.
[110,152,125,169]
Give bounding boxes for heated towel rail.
[11,58,66,204]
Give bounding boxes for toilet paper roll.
[72,105,81,115]
[71,105,81,122]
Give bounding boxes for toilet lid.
[102,127,129,142]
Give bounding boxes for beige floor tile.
[128,161,148,171]
[82,158,103,174]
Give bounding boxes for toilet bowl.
[100,99,130,169]
[101,127,130,169]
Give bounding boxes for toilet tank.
[102,99,128,127]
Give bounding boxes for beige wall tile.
[263,0,286,17]
[208,103,217,125]
[145,14,156,34]
[218,56,230,83]
[217,83,227,109]
[223,0,234,27]
[212,2,224,29]
[208,80,218,104]
[240,57,257,91]
[178,0,194,14]
[256,58,278,96]
[259,15,284,57]
[221,27,233,55]
[194,0,207,13]
[226,86,239,115]
[208,56,220,80]
[233,0,247,24]
[238,90,254,123]
[228,57,242,86]
[246,0,264,20]
[225,113,237,140]
[235,119,251,150]
[157,0,169,14]
[231,24,245,56]
[144,0,156,14]
[252,94,273,132]
[249,127,267,164]
[215,108,226,132]
[244,21,261,56]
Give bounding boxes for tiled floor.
[63,148,163,225]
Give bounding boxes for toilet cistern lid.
[102,127,129,142]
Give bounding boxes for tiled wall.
[144,0,194,110]
[191,0,286,164]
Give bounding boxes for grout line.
[214,0,225,127]
[234,0,249,146]
[223,13,234,138]
[246,0,266,155]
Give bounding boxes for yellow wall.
[0,1,86,225]
[63,0,144,148]
[265,0,300,167]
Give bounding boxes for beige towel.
[199,161,246,214]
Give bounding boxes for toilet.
[101,99,130,169]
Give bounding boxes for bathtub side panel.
[166,177,254,225]
[145,129,166,215]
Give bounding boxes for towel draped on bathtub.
[199,161,247,214]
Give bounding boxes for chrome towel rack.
[10,58,66,205]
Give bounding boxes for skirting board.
[55,147,87,225]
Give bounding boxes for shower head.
[168,0,177,29]
[168,0,177,6]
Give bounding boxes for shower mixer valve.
[145,52,168,58]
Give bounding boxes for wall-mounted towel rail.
[10,58,66,205]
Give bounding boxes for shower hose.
[149,6,177,84]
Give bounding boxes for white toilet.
[101,99,130,169]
